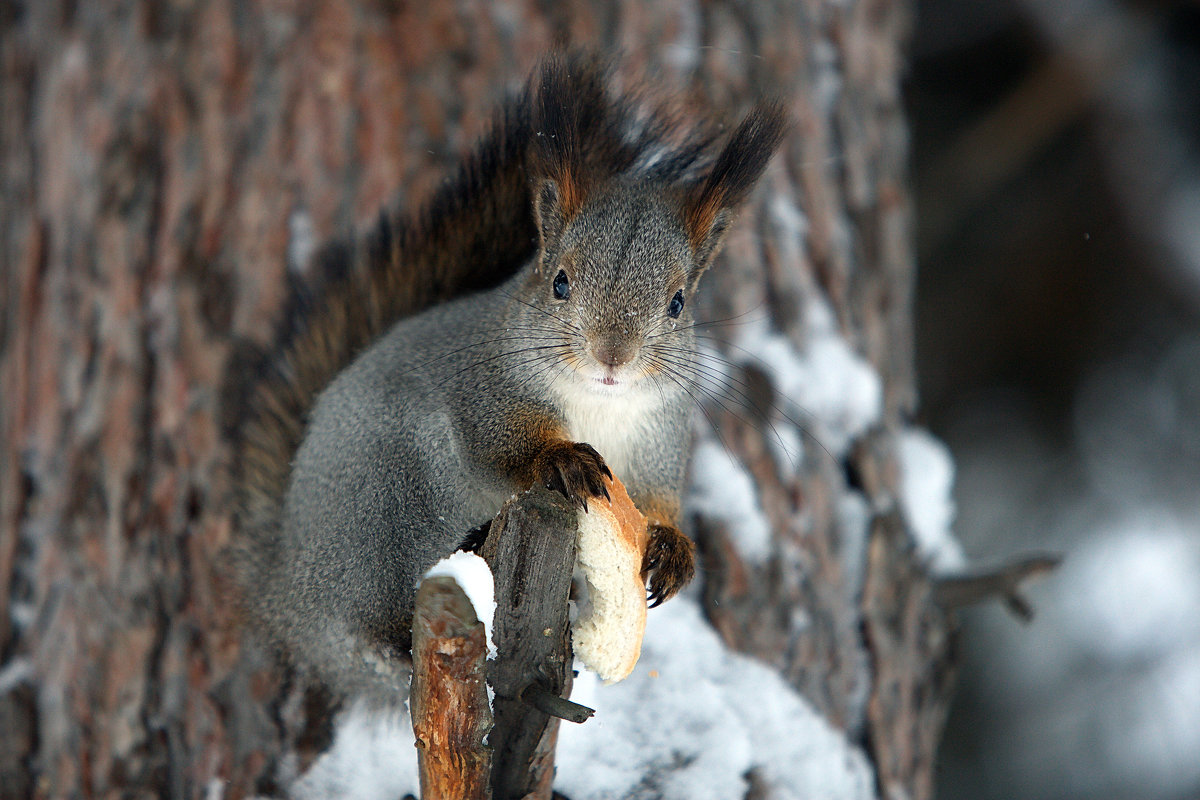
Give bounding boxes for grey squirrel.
[226,54,786,701]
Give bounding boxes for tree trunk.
[0,2,950,798]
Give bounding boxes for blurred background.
[907,0,1200,798]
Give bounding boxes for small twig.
[520,682,595,724]
[934,553,1062,621]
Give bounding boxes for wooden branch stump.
[411,576,493,800]
[480,489,581,800]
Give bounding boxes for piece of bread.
[571,475,649,683]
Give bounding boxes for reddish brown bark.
[411,577,492,800]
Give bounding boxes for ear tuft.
[535,179,568,264]
[527,52,643,221]
[530,53,610,219]
[684,103,788,264]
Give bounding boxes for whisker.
[424,342,573,395]
[644,303,769,339]
[642,350,806,468]
[399,329,579,376]
[644,356,756,497]
[495,288,583,336]
[644,342,838,470]
[650,333,841,468]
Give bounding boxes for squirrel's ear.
[684,102,787,277]
[688,208,735,281]
[535,179,568,267]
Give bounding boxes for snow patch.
[896,428,965,573]
[556,598,875,800]
[971,515,1200,799]
[287,209,316,275]
[732,302,882,458]
[293,599,874,800]
[813,38,844,115]
[770,193,810,246]
[943,340,1200,800]
[424,550,497,656]
[0,657,33,696]
[687,438,772,563]
[837,489,873,600]
[290,700,418,800]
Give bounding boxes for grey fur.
[269,183,705,700]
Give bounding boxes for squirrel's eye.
[668,289,685,319]
[553,270,571,300]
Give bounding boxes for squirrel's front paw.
[642,524,695,608]
[534,441,612,511]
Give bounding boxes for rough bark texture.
[479,490,579,800]
[410,577,492,800]
[861,512,957,800]
[0,2,950,798]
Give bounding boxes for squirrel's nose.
[590,338,635,368]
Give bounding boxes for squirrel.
[225,54,786,701]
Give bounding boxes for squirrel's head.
[523,101,787,396]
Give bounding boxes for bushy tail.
[227,86,534,549]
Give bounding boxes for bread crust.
[572,475,650,683]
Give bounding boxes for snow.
[687,438,773,563]
[732,301,882,458]
[293,553,495,800]
[291,597,874,800]
[287,209,316,275]
[289,699,419,800]
[979,512,1200,699]
[1162,183,1200,299]
[556,598,875,800]
[895,428,965,573]
[700,294,942,578]
[1059,518,1200,661]
[423,551,497,656]
[0,657,33,695]
[813,39,844,116]
[205,778,225,800]
[836,489,873,602]
[968,514,1200,800]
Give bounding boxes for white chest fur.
[552,380,666,480]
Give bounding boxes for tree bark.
[410,577,492,800]
[479,490,580,800]
[0,2,949,798]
